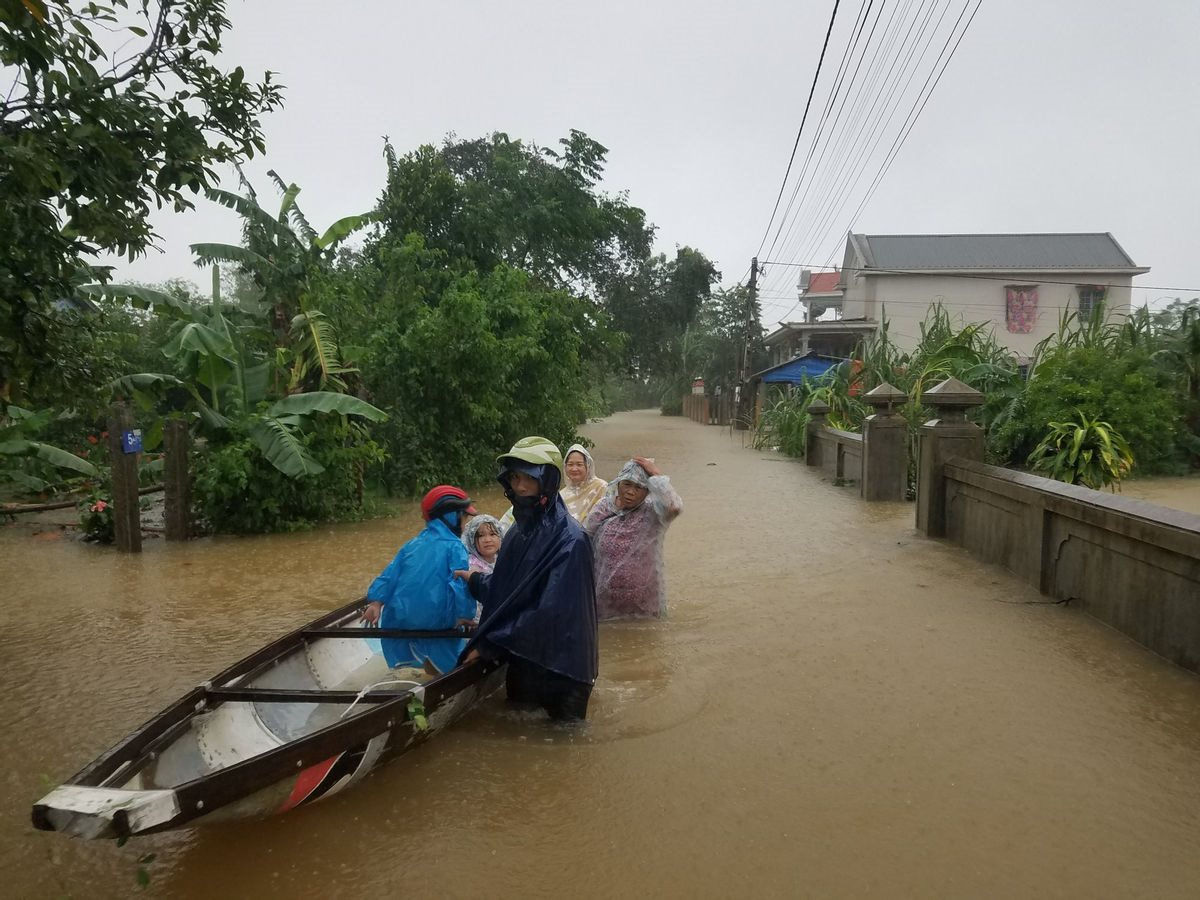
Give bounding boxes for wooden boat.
[32,600,504,839]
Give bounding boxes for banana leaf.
[0,440,98,476]
[267,392,386,422]
[249,418,324,477]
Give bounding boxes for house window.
[1077,285,1106,318]
[1005,285,1038,334]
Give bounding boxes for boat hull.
[32,601,503,839]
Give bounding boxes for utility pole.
[736,257,758,430]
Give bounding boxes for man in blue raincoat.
[460,437,598,720]
[362,485,479,675]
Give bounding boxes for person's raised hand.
[634,455,661,477]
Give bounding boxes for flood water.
[4,409,1200,897]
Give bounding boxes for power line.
[780,0,959,280]
[763,0,927,292]
[829,0,986,251]
[760,0,877,264]
[754,0,843,259]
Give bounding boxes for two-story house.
[763,232,1149,365]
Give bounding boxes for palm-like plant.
[1027,411,1134,491]
[0,405,97,494]
[191,171,373,345]
[104,267,385,478]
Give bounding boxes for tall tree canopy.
[375,129,653,299]
[0,0,283,403]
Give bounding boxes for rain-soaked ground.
[4,409,1200,898]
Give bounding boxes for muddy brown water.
[4,410,1200,897]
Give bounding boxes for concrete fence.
[916,377,1200,673]
[804,382,909,500]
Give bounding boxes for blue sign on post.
[121,429,143,454]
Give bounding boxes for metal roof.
[752,351,846,383]
[848,232,1145,272]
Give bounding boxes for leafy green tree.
[352,234,594,492]
[375,130,653,298]
[607,247,721,381]
[1,0,283,404]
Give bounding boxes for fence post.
[862,381,909,501]
[915,377,985,536]
[805,400,829,467]
[163,418,191,541]
[106,401,142,553]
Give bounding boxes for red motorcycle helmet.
[420,485,478,521]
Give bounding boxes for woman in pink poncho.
[583,456,683,619]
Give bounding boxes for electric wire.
[754,0,844,259]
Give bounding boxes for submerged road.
[3,409,1200,897]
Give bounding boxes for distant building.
[763,232,1149,364]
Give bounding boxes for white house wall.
[841,272,1134,359]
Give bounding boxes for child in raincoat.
[583,456,683,619]
[361,485,479,675]
[463,514,505,575]
[462,514,505,621]
[561,443,608,522]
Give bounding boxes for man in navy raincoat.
[362,485,478,675]
[461,437,598,720]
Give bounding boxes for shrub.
[989,346,1186,474]
[192,418,383,534]
[1027,411,1134,490]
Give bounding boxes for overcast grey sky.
[109,0,1200,324]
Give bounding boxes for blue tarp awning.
[756,352,846,384]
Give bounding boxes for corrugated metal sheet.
[855,233,1140,270]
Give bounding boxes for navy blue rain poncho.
[463,463,599,685]
[366,513,476,674]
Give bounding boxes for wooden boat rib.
[32,600,505,839]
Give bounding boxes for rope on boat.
[339,678,424,720]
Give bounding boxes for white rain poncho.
[583,459,683,619]
[560,443,608,523]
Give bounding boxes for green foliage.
[0,404,98,496]
[0,0,282,404]
[1028,411,1134,490]
[358,239,592,492]
[77,493,114,543]
[192,417,383,533]
[192,173,373,344]
[753,388,811,456]
[376,130,652,296]
[990,345,1185,474]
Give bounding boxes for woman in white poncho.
[560,443,608,523]
[583,456,682,619]
[500,442,608,527]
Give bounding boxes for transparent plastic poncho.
[582,459,683,619]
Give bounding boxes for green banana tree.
[190,171,373,348]
[0,405,98,494]
[101,267,385,479]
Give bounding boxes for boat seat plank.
[206,688,412,704]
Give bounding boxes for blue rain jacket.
[463,465,598,685]
[366,514,476,674]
